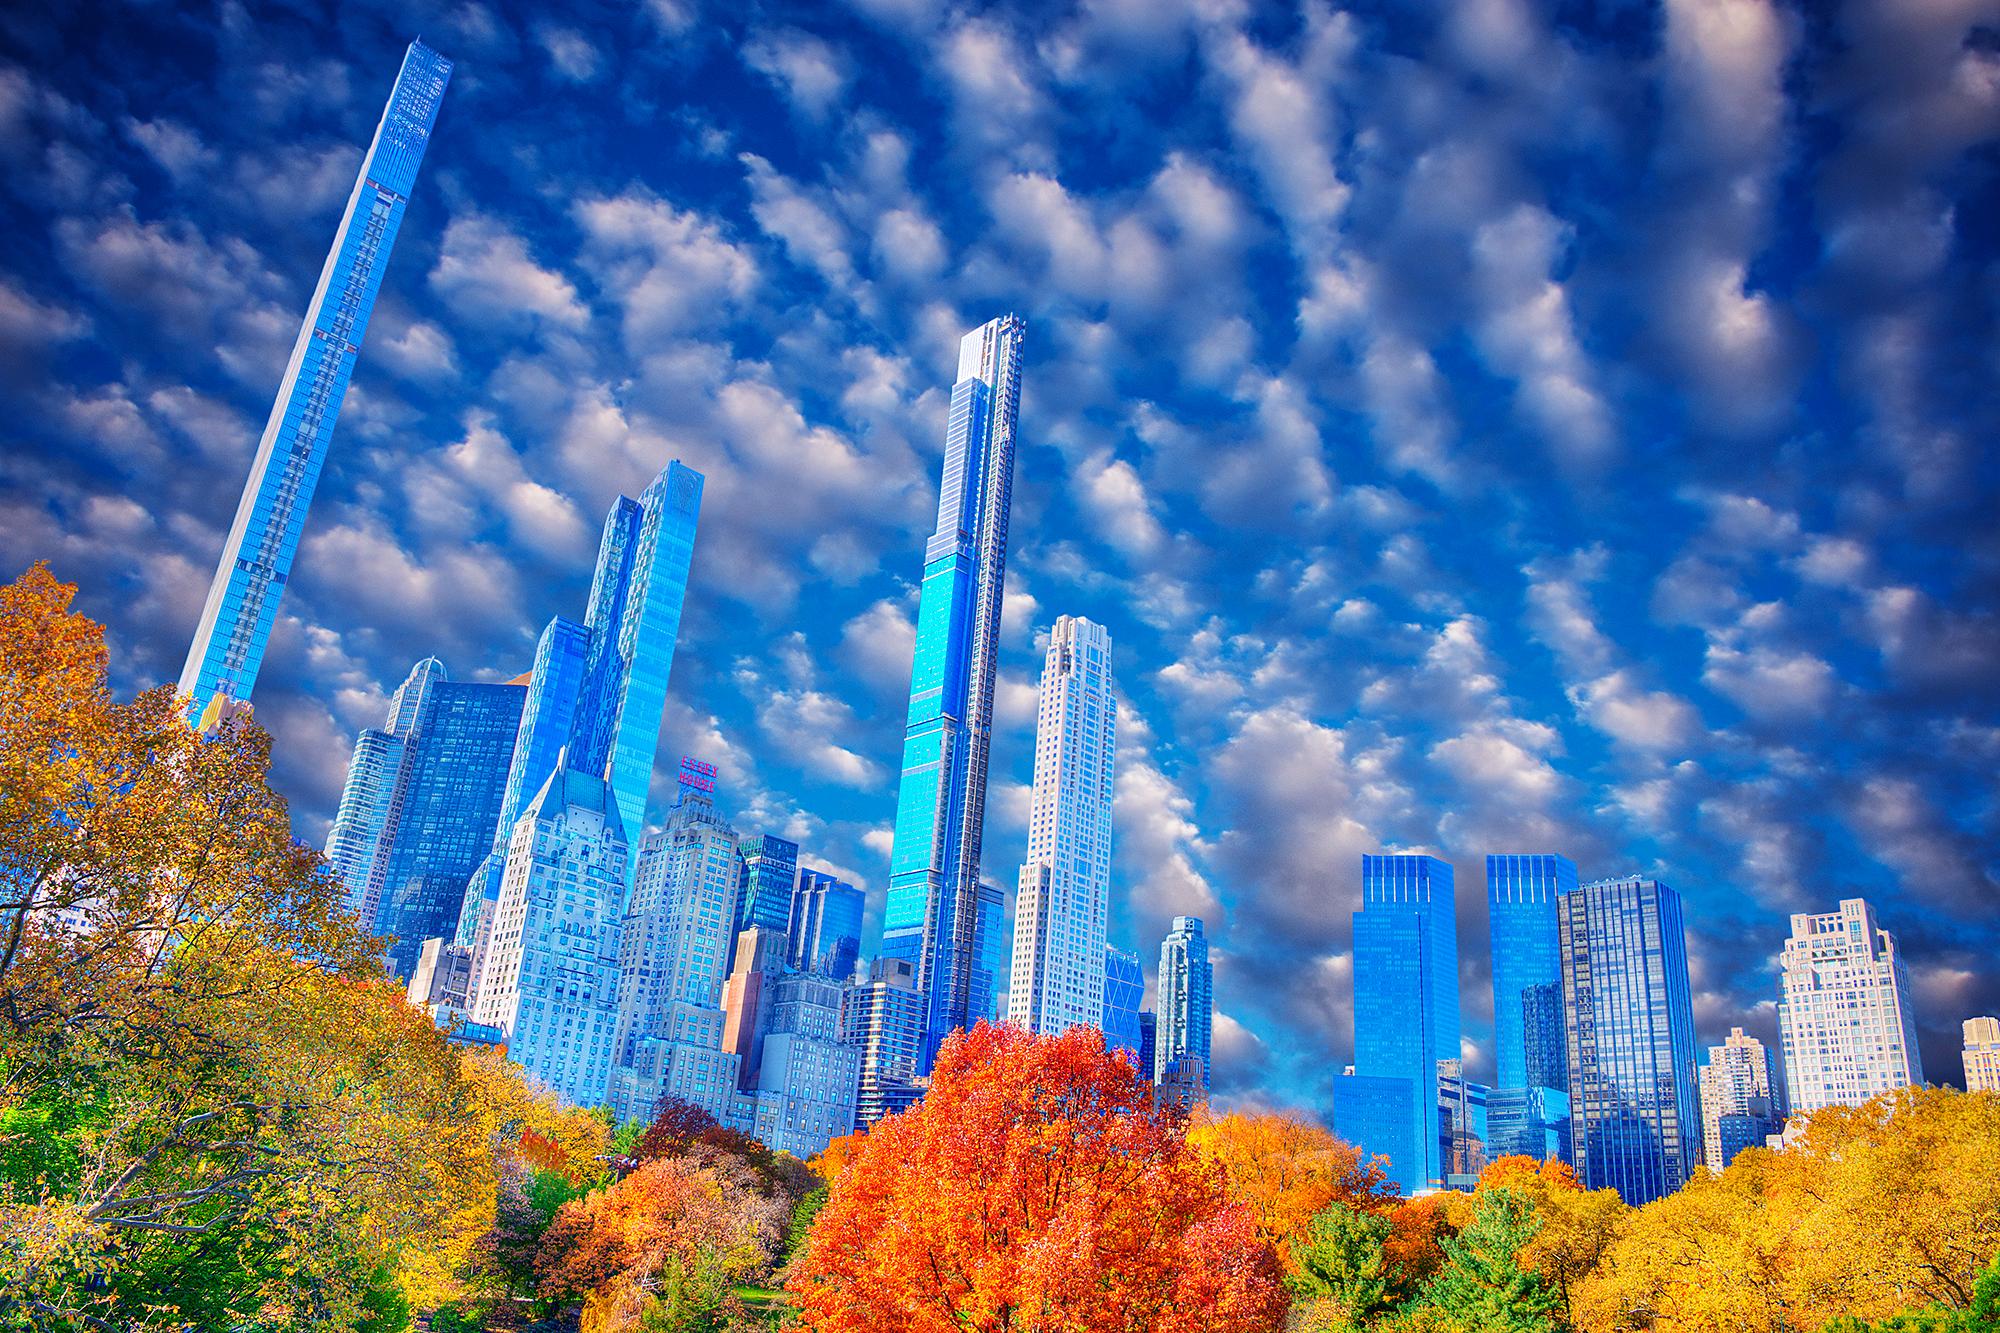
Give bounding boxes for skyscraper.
[849,957,925,1130]
[180,41,451,726]
[1337,854,1460,1195]
[1776,898,1924,1114]
[1155,915,1213,1096]
[882,315,1026,1070]
[1009,616,1116,1039]
[1102,946,1144,1066]
[737,833,801,939]
[1963,1017,2000,1094]
[788,868,865,980]
[1699,1027,1782,1172]
[1560,876,1699,1205]
[1488,854,1575,1093]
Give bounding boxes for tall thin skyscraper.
[180,41,451,726]
[1154,915,1213,1095]
[1560,876,1699,1205]
[1699,1027,1781,1172]
[1487,854,1575,1092]
[1776,898,1924,1114]
[1338,854,1460,1195]
[1009,616,1115,1038]
[1102,946,1144,1065]
[1963,1017,2000,1094]
[882,315,1026,1069]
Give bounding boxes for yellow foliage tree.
[1189,1108,1399,1271]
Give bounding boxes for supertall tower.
[1009,616,1116,1038]
[180,40,451,726]
[882,314,1026,1069]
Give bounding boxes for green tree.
[1414,1187,1557,1333]
[1821,1250,2000,1333]
[1287,1201,1396,1330]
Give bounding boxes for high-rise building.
[882,315,1027,1070]
[788,868,865,980]
[1155,915,1214,1096]
[606,760,745,1125]
[744,970,862,1158]
[721,926,789,1091]
[1963,1018,2000,1093]
[1486,1086,1571,1163]
[968,880,1007,1028]
[470,765,628,1108]
[1699,1028,1781,1172]
[1137,1010,1157,1085]
[848,957,925,1130]
[1776,898,1924,1114]
[1338,854,1460,1195]
[1488,854,1575,1093]
[180,42,451,726]
[737,833,801,939]
[1009,616,1116,1039]
[324,658,524,980]
[1102,946,1144,1065]
[1438,1059,1491,1191]
[1560,876,1699,1205]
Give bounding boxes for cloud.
[744,29,851,118]
[429,214,589,331]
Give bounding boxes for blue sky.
[1,0,1996,1109]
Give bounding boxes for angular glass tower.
[1342,853,1460,1195]
[1009,615,1116,1039]
[882,314,1026,1068]
[180,41,451,725]
[1102,946,1144,1064]
[1155,915,1213,1091]
[737,833,802,937]
[788,868,865,980]
[1487,853,1576,1094]
[1559,876,1699,1205]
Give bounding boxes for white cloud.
[744,29,851,118]
[429,214,589,331]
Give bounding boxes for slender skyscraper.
[1776,898,1924,1114]
[1155,915,1213,1096]
[1699,1027,1781,1172]
[180,41,451,726]
[1337,854,1460,1195]
[882,315,1026,1069]
[1010,616,1116,1038]
[1560,876,1699,1205]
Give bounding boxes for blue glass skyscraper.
[788,868,864,979]
[1155,915,1213,1092]
[1102,946,1144,1064]
[1340,854,1460,1195]
[882,315,1026,1069]
[1488,854,1576,1094]
[180,41,451,726]
[737,833,801,936]
[1559,876,1700,1205]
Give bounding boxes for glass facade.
[1486,1085,1571,1162]
[1348,854,1459,1194]
[1155,915,1213,1094]
[1559,876,1699,1205]
[788,867,864,980]
[1102,946,1144,1065]
[1487,853,1575,1092]
[849,957,925,1130]
[180,42,451,724]
[882,315,1026,1070]
[1009,616,1116,1039]
[737,832,801,938]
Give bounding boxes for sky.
[1,0,1996,1111]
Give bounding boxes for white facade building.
[744,971,863,1158]
[1777,898,1924,1114]
[470,764,628,1108]
[1008,616,1115,1038]
[1964,1017,2000,1094]
[1699,1027,1780,1171]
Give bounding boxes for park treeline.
[2,562,1995,1333]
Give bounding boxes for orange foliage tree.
[1189,1109,1398,1271]
[788,1023,1289,1332]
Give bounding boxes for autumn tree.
[1474,1155,1624,1325]
[1411,1186,1558,1332]
[1286,1201,1397,1331]
[1190,1108,1398,1271]
[787,1023,1288,1332]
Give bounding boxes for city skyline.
[3,3,1996,1119]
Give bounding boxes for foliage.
[1381,1193,1463,1297]
[1821,1250,2000,1333]
[1286,1201,1397,1332]
[807,1130,865,1185]
[1475,1156,1624,1326]
[628,1096,814,1202]
[1191,1108,1399,1273]
[784,1186,827,1263]
[786,1022,1288,1333]
[1412,1186,1557,1332]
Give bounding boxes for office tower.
[882,315,1027,1070]
[1486,1086,1571,1162]
[1776,898,1925,1114]
[788,868,865,980]
[471,765,628,1107]
[849,957,925,1129]
[743,970,863,1158]
[1963,1018,2000,1093]
[1437,1059,1491,1190]
[324,658,524,979]
[1559,876,1700,1205]
[1008,616,1116,1038]
[1137,1010,1157,1084]
[407,937,475,1021]
[1102,946,1144,1064]
[607,760,745,1125]
[721,926,789,1091]
[180,42,451,727]
[1488,854,1575,1092]
[737,833,802,938]
[968,880,1006,1027]
[1337,855,1460,1195]
[1699,1027,1782,1172]
[1155,915,1214,1095]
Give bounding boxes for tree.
[786,1023,1288,1332]
[1475,1156,1624,1325]
[1189,1109,1398,1272]
[1414,1186,1558,1332]
[1286,1201,1396,1331]
[1381,1194,1463,1297]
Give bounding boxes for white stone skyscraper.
[1777,898,1924,1114]
[1008,616,1115,1039]
[1698,1027,1781,1171]
[1963,1017,2000,1094]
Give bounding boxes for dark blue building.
[788,867,865,979]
